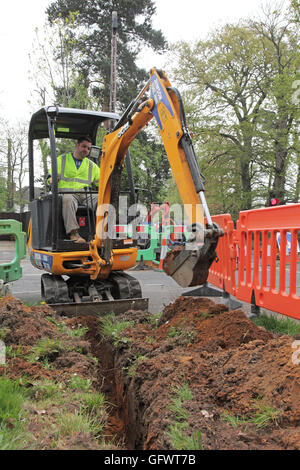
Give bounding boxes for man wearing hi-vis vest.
[49,136,100,243]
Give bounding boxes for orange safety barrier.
[235,204,300,320]
[206,204,300,320]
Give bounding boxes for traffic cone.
[158,236,168,270]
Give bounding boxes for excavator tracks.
[41,272,148,317]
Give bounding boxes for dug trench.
[0,295,300,450]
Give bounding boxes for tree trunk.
[6,138,14,212]
[239,132,253,210]
[272,114,291,204]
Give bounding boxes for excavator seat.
[30,194,95,251]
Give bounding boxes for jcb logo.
[292,340,300,365]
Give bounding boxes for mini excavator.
[28,68,223,314]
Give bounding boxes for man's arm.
[91,161,100,187]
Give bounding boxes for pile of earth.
[0,296,96,383]
[0,295,111,450]
[0,294,299,450]
[85,296,300,450]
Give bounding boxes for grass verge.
[0,375,112,450]
[0,377,32,449]
[252,313,300,336]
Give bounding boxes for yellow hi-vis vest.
[56,153,100,192]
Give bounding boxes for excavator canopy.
[28,106,119,142]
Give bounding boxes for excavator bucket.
[163,225,222,287]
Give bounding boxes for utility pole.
[109,10,136,208]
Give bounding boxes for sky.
[0,0,288,122]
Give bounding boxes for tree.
[46,0,167,111]
[0,122,29,213]
[29,14,91,110]
[28,3,168,205]
[29,17,92,189]
[250,4,300,204]
[170,3,300,213]
[171,23,271,212]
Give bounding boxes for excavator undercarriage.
[41,271,147,315]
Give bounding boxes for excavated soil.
[0,295,300,450]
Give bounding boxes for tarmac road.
[0,240,194,313]
[0,240,255,316]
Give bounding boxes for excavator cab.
[28,107,146,312]
[28,106,119,253]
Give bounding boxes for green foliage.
[0,373,110,449]
[0,122,29,213]
[167,326,182,338]
[76,391,107,413]
[99,313,133,347]
[172,384,193,402]
[67,376,92,391]
[54,410,104,438]
[249,400,283,429]
[222,399,283,430]
[5,345,23,360]
[167,423,203,450]
[221,411,247,428]
[26,338,71,363]
[28,380,63,401]
[147,312,162,328]
[167,383,203,450]
[125,355,148,378]
[0,172,7,212]
[0,328,10,341]
[0,377,31,450]
[0,378,27,424]
[46,314,89,339]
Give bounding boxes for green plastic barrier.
[0,219,27,285]
[136,225,161,264]
[115,224,191,268]
[136,225,191,266]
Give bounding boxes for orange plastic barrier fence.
[207,204,300,320]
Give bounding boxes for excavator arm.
[93,68,223,287]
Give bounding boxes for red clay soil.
[0,296,97,383]
[0,294,300,450]
[93,296,300,450]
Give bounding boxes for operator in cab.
[49,136,100,243]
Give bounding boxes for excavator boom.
[95,68,223,287]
